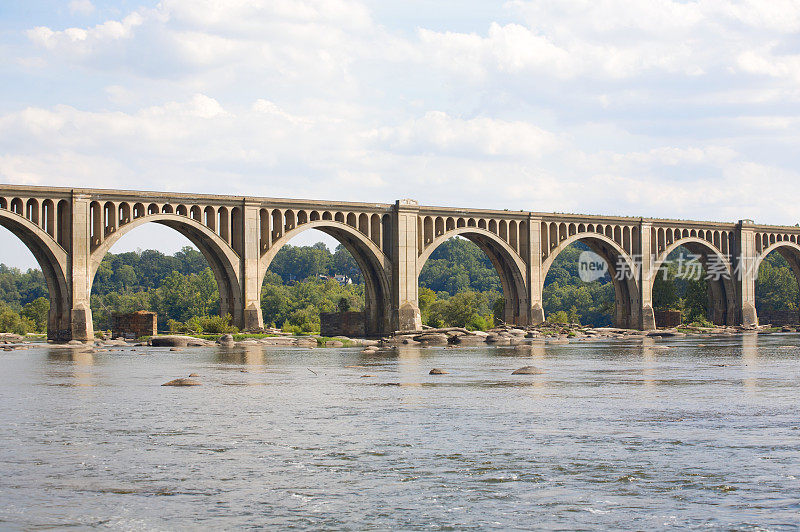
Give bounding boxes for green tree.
[21,297,49,332]
[756,252,799,313]
[0,302,31,335]
[652,273,679,310]
[683,277,709,323]
[117,265,138,292]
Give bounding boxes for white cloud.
[1,0,797,231]
[27,12,144,57]
[371,111,560,158]
[69,0,95,16]
[737,49,800,83]
[609,146,738,168]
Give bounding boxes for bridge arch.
[0,209,71,341]
[89,213,243,327]
[653,237,736,326]
[542,232,640,328]
[754,241,800,324]
[754,241,800,276]
[259,220,392,336]
[418,227,529,325]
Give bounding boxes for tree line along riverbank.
[0,237,797,337]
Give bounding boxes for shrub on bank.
[0,300,43,335]
[167,314,239,335]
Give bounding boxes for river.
[1,334,798,529]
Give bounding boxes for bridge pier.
[526,216,546,326]
[392,200,422,331]
[69,194,95,342]
[638,221,657,330]
[735,220,759,327]
[241,201,264,331]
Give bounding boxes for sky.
[2,0,800,269]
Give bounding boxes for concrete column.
[527,215,545,325]
[638,220,656,330]
[392,199,422,331]
[734,220,758,326]
[241,200,264,331]
[69,193,94,341]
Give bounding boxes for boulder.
[295,338,318,348]
[151,335,195,347]
[383,334,416,345]
[429,368,449,375]
[325,340,344,348]
[414,333,449,344]
[350,338,379,347]
[486,334,513,345]
[161,378,201,386]
[453,334,486,346]
[217,334,235,347]
[512,365,544,375]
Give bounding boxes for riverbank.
[377,322,788,347]
[1,320,791,351]
[0,318,792,352]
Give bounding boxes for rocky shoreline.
[376,322,791,347]
[0,322,795,352]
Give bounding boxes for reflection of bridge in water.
[2,184,799,341]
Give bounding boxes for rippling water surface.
[1,334,799,529]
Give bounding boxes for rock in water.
[429,368,449,375]
[217,334,235,347]
[151,335,216,347]
[414,333,449,345]
[452,335,486,346]
[512,365,543,375]
[162,378,201,386]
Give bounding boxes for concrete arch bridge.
[1,185,796,341]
